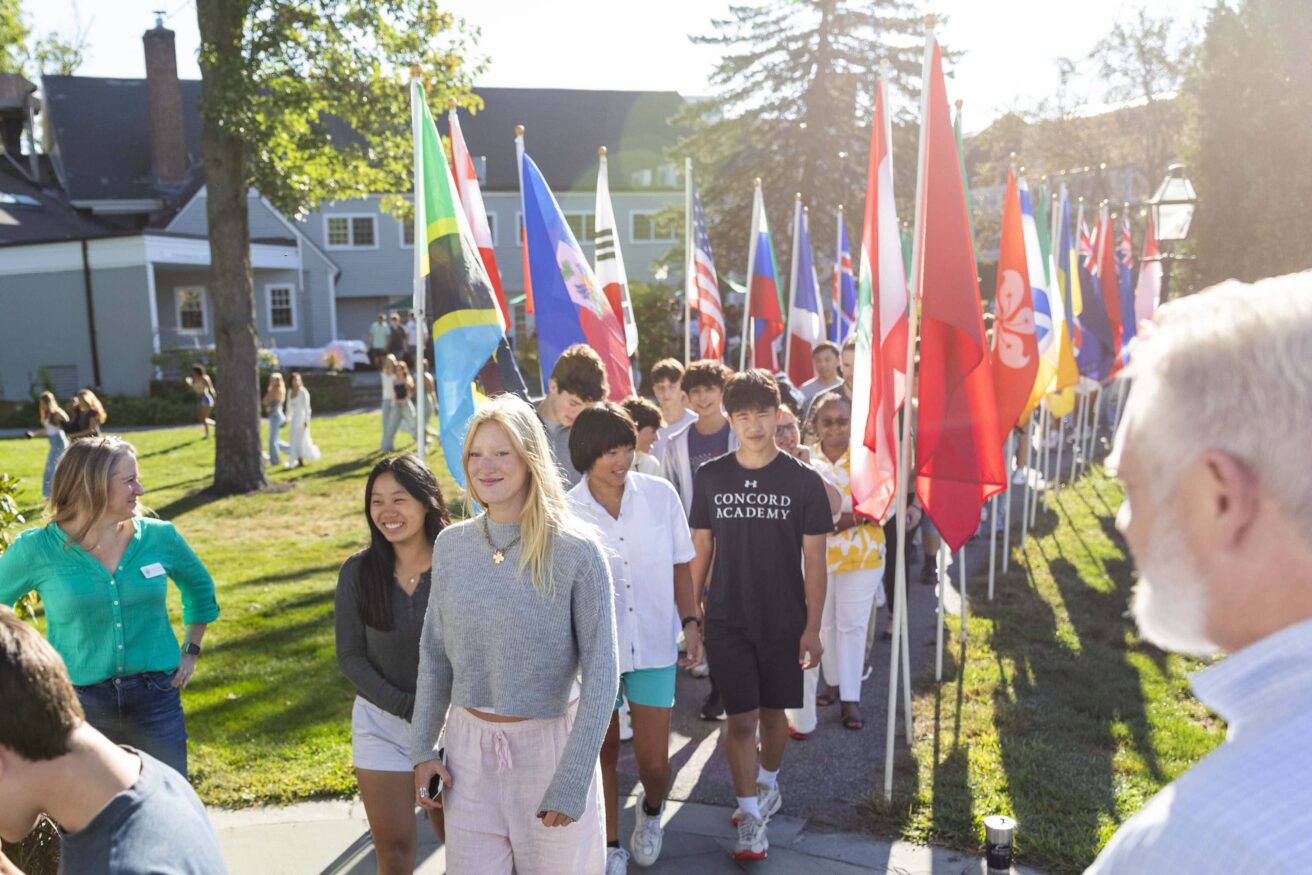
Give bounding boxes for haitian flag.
[786,207,824,387]
[521,150,634,399]
[832,210,857,343]
[746,183,784,371]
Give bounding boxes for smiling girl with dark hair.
[335,454,449,874]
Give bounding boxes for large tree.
[194,0,482,494]
[672,0,924,286]
[0,0,83,76]
[1183,0,1312,287]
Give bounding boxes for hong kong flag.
[990,169,1039,442]
[913,38,1006,552]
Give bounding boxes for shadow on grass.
[233,562,345,589]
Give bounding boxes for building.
[0,16,685,402]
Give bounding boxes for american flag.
[691,191,725,360]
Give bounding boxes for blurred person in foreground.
[1088,274,1312,873]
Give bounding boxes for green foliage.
[1182,0,1312,286]
[0,0,83,77]
[672,0,925,280]
[630,280,683,383]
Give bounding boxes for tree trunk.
[197,0,266,494]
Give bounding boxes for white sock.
[737,795,762,821]
[757,766,779,790]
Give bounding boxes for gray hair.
[1111,271,1312,527]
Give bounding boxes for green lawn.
[0,413,466,806]
[867,468,1225,873]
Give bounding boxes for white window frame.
[629,209,678,243]
[563,211,596,243]
[516,211,523,247]
[485,211,498,247]
[265,283,298,333]
[323,213,380,250]
[399,215,414,249]
[174,286,208,334]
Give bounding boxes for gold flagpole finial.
[794,192,802,202]
[447,97,457,110]
[955,98,963,111]
[753,177,762,188]
[924,13,937,29]
[410,64,422,79]
[515,124,525,137]
[598,146,607,157]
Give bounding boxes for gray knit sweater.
[409,515,618,821]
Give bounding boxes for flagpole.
[1003,427,1016,572]
[740,180,761,372]
[833,205,843,343]
[515,123,537,393]
[1031,404,1046,526]
[1071,388,1087,484]
[883,18,932,799]
[410,68,427,459]
[685,158,694,366]
[784,193,803,378]
[988,489,999,599]
[935,542,946,681]
[958,546,967,644]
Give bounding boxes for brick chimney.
[143,13,187,183]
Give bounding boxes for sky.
[29,0,1210,131]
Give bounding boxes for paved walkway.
[212,792,1042,874]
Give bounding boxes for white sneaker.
[618,699,634,742]
[629,794,664,866]
[1011,468,1028,485]
[732,814,768,861]
[730,781,782,825]
[606,846,630,875]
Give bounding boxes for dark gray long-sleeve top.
[409,516,619,822]
[335,552,431,720]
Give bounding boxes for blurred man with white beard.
[1086,273,1312,874]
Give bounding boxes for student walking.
[0,437,220,776]
[392,361,419,443]
[64,388,107,441]
[336,456,450,874]
[285,372,320,468]
[263,373,292,466]
[566,404,699,874]
[537,344,610,490]
[660,360,738,516]
[648,358,696,462]
[185,365,218,440]
[368,314,391,369]
[688,370,832,862]
[411,396,618,874]
[619,397,664,476]
[25,390,70,498]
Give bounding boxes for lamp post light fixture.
[1147,162,1197,302]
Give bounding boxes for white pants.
[821,568,884,702]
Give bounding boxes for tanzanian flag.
[413,82,506,488]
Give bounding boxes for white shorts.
[351,695,413,772]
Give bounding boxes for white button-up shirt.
[1086,617,1312,874]
[568,472,696,675]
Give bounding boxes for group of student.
[22,387,107,498]
[0,337,896,874]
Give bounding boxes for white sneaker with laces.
[618,699,634,741]
[732,814,768,861]
[606,845,630,875]
[629,794,664,866]
[730,781,782,825]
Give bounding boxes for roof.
[0,162,114,246]
[41,75,203,202]
[41,76,684,204]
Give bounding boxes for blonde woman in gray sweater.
[412,395,618,874]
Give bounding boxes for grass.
[0,412,466,807]
[866,468,1226,873]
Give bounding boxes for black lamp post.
[1147,163,1197,302]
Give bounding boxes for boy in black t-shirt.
[688,370,832,862]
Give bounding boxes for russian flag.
[746,183,784,371]
[786,206,823,387]
[521,151,633,399]
[832,210,856,343]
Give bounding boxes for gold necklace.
[480,514,522,565]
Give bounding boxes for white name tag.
[140,562,166,579]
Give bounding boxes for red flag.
[989,170,1040,442]
[913,39,1006,552]
[1097,208,1123,373]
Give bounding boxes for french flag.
[746,183,784,371]
[786,205,823,387]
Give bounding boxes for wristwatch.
[681,616,702,629]
[184,642,202,656]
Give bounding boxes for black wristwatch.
[184,642,202,656]
[681,616,702,629]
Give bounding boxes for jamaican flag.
[413,83,506,488]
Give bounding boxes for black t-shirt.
[689,451,833,641]
[388,324,407,353]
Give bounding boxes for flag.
[850,75,908,523]
[1074,204,1117,380]
[412,83,506,488]
[787,208,824,387]
[447,105,527,400]
[1116,212,1137,357]
[912,39,1005,551]
[746,184,784,371]
[1096,208,1124,372]
[1135,217,1162,332]
[832,211,856,343]
[990,169,1039,440]
[690,190,725,360]
[1043,189,1080,418]
[595,150,640,357]
[1019,179,1055,421]
[521,150,634,400]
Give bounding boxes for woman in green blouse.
[0,437,220,776]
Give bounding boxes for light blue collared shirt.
[1086,618,1312,873]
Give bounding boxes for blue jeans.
[75,671,189,776]
[267,409,290,465]
[42,430,68,498]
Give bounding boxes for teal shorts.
[614,663,678,710]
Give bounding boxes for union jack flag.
[1079,217,1098,275]
[1118,213,1134,268]
[690,191,725,360]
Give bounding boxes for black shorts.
[704,623,803,715]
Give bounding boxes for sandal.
[815,685,839,707]
[841,705,865,730]
[787,726,809,741]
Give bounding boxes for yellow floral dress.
[811,445,886,574]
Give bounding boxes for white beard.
[1131,514,1219,657]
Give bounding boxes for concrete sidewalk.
[211,793,1042,875]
